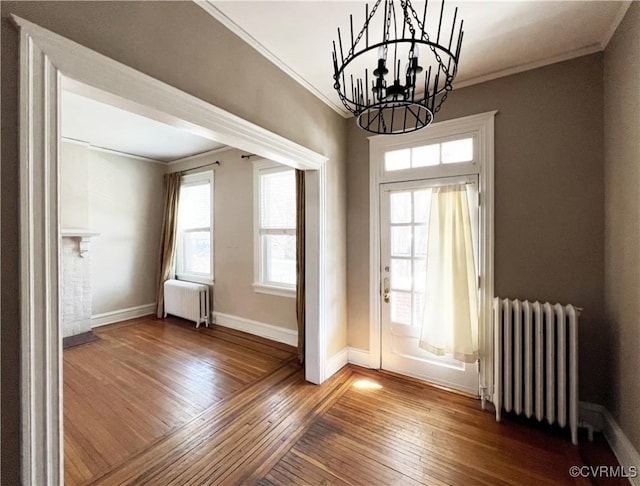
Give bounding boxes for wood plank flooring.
[65,318,623,485]
[64,316,297,485]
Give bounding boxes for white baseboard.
[326,347,349,378]
[603,408,640,486]
[579,401,607,432]
[213,311,297,347]
[580,401,640,485]
[324,347,373,381]
[91,303,156,328]
[348,347,372,368]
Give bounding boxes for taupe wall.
[90,147,163,314]
[346,54,606,404]
[604,2,640,453]
[169,149,297,331]
[0,2,347,482]
[61,141,164,315]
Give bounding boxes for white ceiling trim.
[454,43,603,91]
[196,0,349,118]
[60,136,167,165]
[199,1,632,121]
[601,1,633,49]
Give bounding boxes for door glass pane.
[412,144,440,167]
[413,258,427,293]
[385,149,411,171]
[413,190,431,223]
[413,292,425,328]
[391,226,412,257]
[414,225,428,256]
[390,192,411,223]
[441,138,473,164]
[391,258,412,291]
[391,291,412,325]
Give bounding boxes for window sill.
[176,274,214,286]
[253,283,296,299]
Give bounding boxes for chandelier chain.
[400,0,416,38]
[407,2,428,39]
[406,2,450,78]
[347,0,383,59]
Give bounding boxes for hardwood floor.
[63,316,297,485]
[65,317,623,485]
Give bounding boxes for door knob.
[383,277,390,303]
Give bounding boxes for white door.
[380,175,480,395]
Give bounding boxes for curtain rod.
[241,153,258,160]
[180,160,220,173]
[382,178,476,192]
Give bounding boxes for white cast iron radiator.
[493,297,580,444]
[163,279,210,328]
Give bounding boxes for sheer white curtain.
[419,184,478,363]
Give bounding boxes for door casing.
[368,111,496,405]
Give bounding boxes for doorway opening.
[16,15,329,484]
[368,111,496,399]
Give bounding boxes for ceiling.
[61,90,226,162]
[204,1,630,117]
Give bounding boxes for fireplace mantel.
[61,228,99,258]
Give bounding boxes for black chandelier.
[332,0,464,135]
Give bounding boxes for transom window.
[254,161,297,297]
[176,171,214,284]
[384,136,474,171]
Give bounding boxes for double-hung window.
[254,161,296,297]
[176,171,214,284]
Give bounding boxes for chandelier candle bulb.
[332,0,464,134]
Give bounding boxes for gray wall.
[0,2,347,482]
[346,54,607,405]
[604,2,640,454]
[61,141,164,315]
[61,142,91,228]
[169,149,297,332]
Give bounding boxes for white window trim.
[369,110,496,406]
[176,170,215,285]
[253,159,297,298]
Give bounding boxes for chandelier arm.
[391,2,399,81]
[436,0,445,44]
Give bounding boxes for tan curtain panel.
[296,169,306,363]
[155,173,182,318]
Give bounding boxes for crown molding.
[195,0,349,119]
[454,43,603,91]
[196,1,631,120]
[601,1,633,49]
[60,137,167,165]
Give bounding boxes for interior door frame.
[368,111,496,401]
[13,15,329,484]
